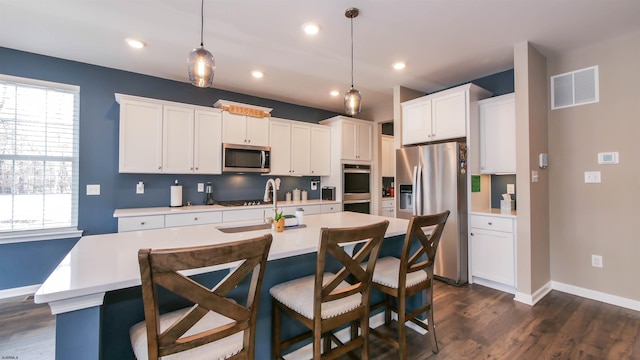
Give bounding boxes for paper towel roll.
[171,185,183,207]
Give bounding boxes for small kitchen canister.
[295,208,304,225]
[301,190,308,201]
[285,192,292,201]
[292,188,301,201]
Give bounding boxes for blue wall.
[0,47,337,290]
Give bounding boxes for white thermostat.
[598,152,619,164]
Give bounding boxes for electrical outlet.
[591,254,603,268]
[584,171,601,183]
[136,182,144,194]
[197,183,204,192]
[507,184,515,194]
[86,184,100,196]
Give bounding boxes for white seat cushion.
[270,272,362,320]
[370,257,428,289]
[130,307,243,360]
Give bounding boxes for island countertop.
[35,212,408,311]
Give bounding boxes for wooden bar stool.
[129,234,272,360]
[270,220,389,359]
[369,211,449,360]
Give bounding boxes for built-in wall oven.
[342,164,371,214]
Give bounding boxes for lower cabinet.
[380,198,395,218]
[469,214,516,292]
[118,215,165,232]
[165,212,222,228]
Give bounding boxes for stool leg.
[273,302,281,359]
[397,293,407,360]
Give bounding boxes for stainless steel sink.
[216,223,271,233]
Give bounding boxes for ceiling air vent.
[550,65,599,110]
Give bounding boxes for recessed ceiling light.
[330,90,340,97]
[125,38,146,49]
[251,70,264,79]
[393,62,406,70]
[302,22,320,35]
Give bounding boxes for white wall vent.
[550,65,599,110]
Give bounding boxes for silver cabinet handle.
[488,222,493,225]
[194,217,198,221]
[141,222,146,225]
[470,232,474,236]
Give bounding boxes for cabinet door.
[221,111,247,144]
[432,91,466,141]
[269,119,292,175]
[356,122,373,161]
[401,99,432,145]
[246,116,270,146]
[310,126,331,176]
[291,123,311,175]
[194,109,222,174]
[470,228,515,286]
[480,94,516,173]
[381,135,395,177]
[163,105,195,173]
[118,99,163,173]
[341,120,357,160]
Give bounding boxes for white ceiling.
[2,0,640,120]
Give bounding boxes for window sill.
[0,227,83,245]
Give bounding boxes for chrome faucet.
[264,178,281,218]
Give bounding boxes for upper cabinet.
[401,83,491,146]
[214,100,272,147]
[116,94,222,174]
[321,116,372,162]
[269,118,331,176]
[381,135,395,177]
[478,93,516,174]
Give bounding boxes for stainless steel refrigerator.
[395,141,468,285]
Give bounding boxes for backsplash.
[490,174,516,209]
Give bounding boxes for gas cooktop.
[216,199,272,207]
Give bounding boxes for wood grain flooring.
[1,281,639,359]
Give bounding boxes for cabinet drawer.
[470,215,513,233]
[321,204,341,213]
[222,208,265,222]
[118,215,165,232]
[165,211,222,228]
[381,199,395,209]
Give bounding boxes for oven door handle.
[343,199,371,204]
[260,150,266,168]
[343,169,371,174]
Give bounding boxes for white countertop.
[36,212,408,309]
[470,208,517,218]
[113,199,341,218]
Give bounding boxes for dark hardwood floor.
[1,281,639,359]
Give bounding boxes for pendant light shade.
[344,7,361,116]
[188,0,215,88]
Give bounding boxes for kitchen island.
[35,211,410,360]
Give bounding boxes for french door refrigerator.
[396,141,468,285]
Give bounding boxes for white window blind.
[0,75,80,233]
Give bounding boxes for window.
[0,75,80,235]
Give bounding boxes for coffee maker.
[204,182,215,205]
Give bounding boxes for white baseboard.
[514,281,552,306]
[0,284,41,300]
[551,281,640,312]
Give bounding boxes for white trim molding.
[551,281,640,312]
[48,293,105,315]
[0,227,83,244]
[514,281,552,306]
[0,284,41,300]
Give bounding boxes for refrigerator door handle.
[412,165,418,216]
[417,165,423,215]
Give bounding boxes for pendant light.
[344,7,361,116]
[188,0,215,88]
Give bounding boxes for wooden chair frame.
[369,211,449,359]
[272,220,389,360]
[137,234,272,360]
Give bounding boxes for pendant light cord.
[200,0,204,47]
[350,16,354,88]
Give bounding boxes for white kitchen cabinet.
[381,135,395,177]
[221,111,269,146]
[117,96,163,173]
[118,215,165,232]
[380,198,395,218]
[269,119,293,175]
[401,83,491,146]
[479,93,516,174]
[470,214,516,292]
[116,94,222,174]
[320,203,341,213]
[222,208,266,223]
[165,211,222,228]
[320,116,372,162]
[309,125,331,176]
[290,123,311,175]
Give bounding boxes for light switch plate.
[136,182,144,194]
[86,184,100,195]
[197,183,204,192]
[584,171,601,183]
[531,171,539,183]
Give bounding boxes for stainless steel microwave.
[222,143,271,173]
